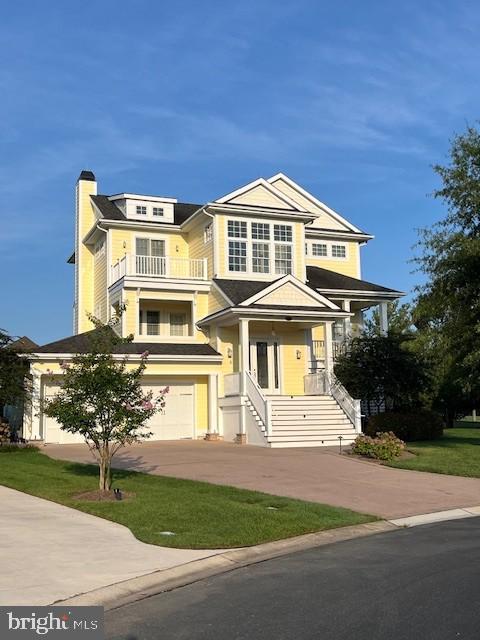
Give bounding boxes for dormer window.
[332,244,346,258]
[136,205,147,215]
[152,207,164,217]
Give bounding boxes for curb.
[55,505,480,611]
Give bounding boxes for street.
[106,518,480,640]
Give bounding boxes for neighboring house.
[24,171,402,447]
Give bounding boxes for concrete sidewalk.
[46,440,480,519]
[0,486,222,606]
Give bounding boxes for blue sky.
[1,0,479,344]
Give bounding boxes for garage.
[42,379,195,443]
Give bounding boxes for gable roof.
[306,266,402,295]
[213,278,275,305]
[33,329,220,357]
[214,177,307,212]
[91,195,202,226]
[239,274,340,310]
[7,336,39,352]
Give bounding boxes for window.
[312,243,327,257]
[135,238,165,256]
[152,207,164,217]
[136,238,165,275]
[252,222,270,240]
[274,224,292,243]
[136,205,147,215]
[204,223,213,243]
[146,310,160,336]
[170,313,186,337]
[275,244,292,274]
[252,242,269,273]
[228,220,247,238]
[332,244,346,258]
[228,241,247,272]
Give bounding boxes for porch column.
[379,302,389,336]
[324,321,334,373]
[238,318,250,388]
[342,299,352,338]
[27,369,42,441]
[205,374,220,441]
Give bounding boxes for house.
[24,171,402,447]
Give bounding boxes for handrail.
[325,371,362,433]
[110,254,207,284]
[242,370,271,436]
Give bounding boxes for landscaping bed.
[0,447,375,549]
[388,428,480,478]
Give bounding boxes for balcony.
[110,254,208,284]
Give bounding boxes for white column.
[207,374,218,434]
[324,321,334,373]
[238,318,250,387]
[28,369,42,441]
[342,299,351,339]
[379,302,389,336]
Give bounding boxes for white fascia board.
[99,220,182,232]
[267,173,362,234]
[240,274,340,310]
[109,278,211,293]
[214,177,307,212]
[206,203,316,222]
[317,288,404,298]
[109,193,178,204]
[179,206,208,230]
[28,353,223,363]
[211,280,234,307]
[305,228,374,242]
[197,306,351,326]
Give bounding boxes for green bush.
[351,432,405,461]
[365,410,444,442]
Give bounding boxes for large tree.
[0,329,29,409]
[364,300,413,337]
[44,317,168,491]
[413,124,480,421]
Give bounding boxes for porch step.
[269,438,356,448]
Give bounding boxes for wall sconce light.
[176,245,179,253]
[227,347,233,359]
[296,350,302,360]
[123,241,127,249]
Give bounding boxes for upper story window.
[204,223,213,244]
[332,244,347,258]
[170,313,187,337]
[227,219,293,275]
[136,237,165,256]
[312,243,327,257]
[152,207,164,217]
[228,220,247,238]
[136,205,147,215]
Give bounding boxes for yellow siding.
[124,289,137,336]
[208,286,229,315]
[110,228,189,265]
[187,218,214,278]
[77,180,97,333]
[229,184,294,209]
[93,249,107,322]
[306,241,360,278]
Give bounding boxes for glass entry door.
[249,339,280,394]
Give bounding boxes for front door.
[249,339,280,394]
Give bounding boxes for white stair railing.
[242,371,272,436]
[325,371,362,433]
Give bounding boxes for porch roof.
[306,266,403,297]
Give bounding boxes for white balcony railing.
[110,254,208,284]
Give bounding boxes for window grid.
[252,222,270,240]
[252,242,270,273]
[275,244,292,274]
[170,313,186,337]
[228,220,247,238]
[228,241,247,272]
[136,205,147,215]
[332,244,346,258]
[312,243,327,257]
[152,207,164,217]
[274,224,292,243]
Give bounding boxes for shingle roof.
[213,279,277,305]
[8,336,39,352]
[91,195,203,226]
[33,329,220,357]
[306,266,401,294]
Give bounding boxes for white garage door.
[43,381,84,444]
[143,381,195,440]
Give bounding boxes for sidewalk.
[0,486,223,606]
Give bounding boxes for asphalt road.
[106,518,480,640]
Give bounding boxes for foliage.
[365,410,444,442]
[364,300,413,337]
[0,422,11,443]
[334,334,429,413]
[0,329,29,408]
[351,431,405,461]
[412,124,480,422]
[0,448,376,549]
[44,313,168,491]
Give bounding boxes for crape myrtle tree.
[44,313,168,491]
[412,124,480,423]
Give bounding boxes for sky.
[1,0,479,344]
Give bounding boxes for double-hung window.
[312,243,327,257]
[228,220,247,272]
[146,310,160,336]
[273,224,293,274]
[332,244,346,258]
[170,313,186,337]
[252,243,269,273]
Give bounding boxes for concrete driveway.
[45,441,480,519]
[0,486,222,606]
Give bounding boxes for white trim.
[240,274,340,310]
[197,306,352,327]
[109,193,177,204]
[99,220,182,232]
[267,173,362,233]
[28,353,223,363]
[108,278,211,296]
[315,288,404,298]
[305,228,374,242]
[206,203,315,222]
[215,177,307,212]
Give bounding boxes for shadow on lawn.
[64,451,160,481]
[414,434,480,448]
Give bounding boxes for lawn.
[0,447,374,549]
[389,428,480,478]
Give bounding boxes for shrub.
[365,410,444,442]
[351,432,405,461]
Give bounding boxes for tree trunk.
[98,446,112,491]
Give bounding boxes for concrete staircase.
[245,395,358,448]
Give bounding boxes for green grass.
[389,428,480,478]
[0,447,374,549]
